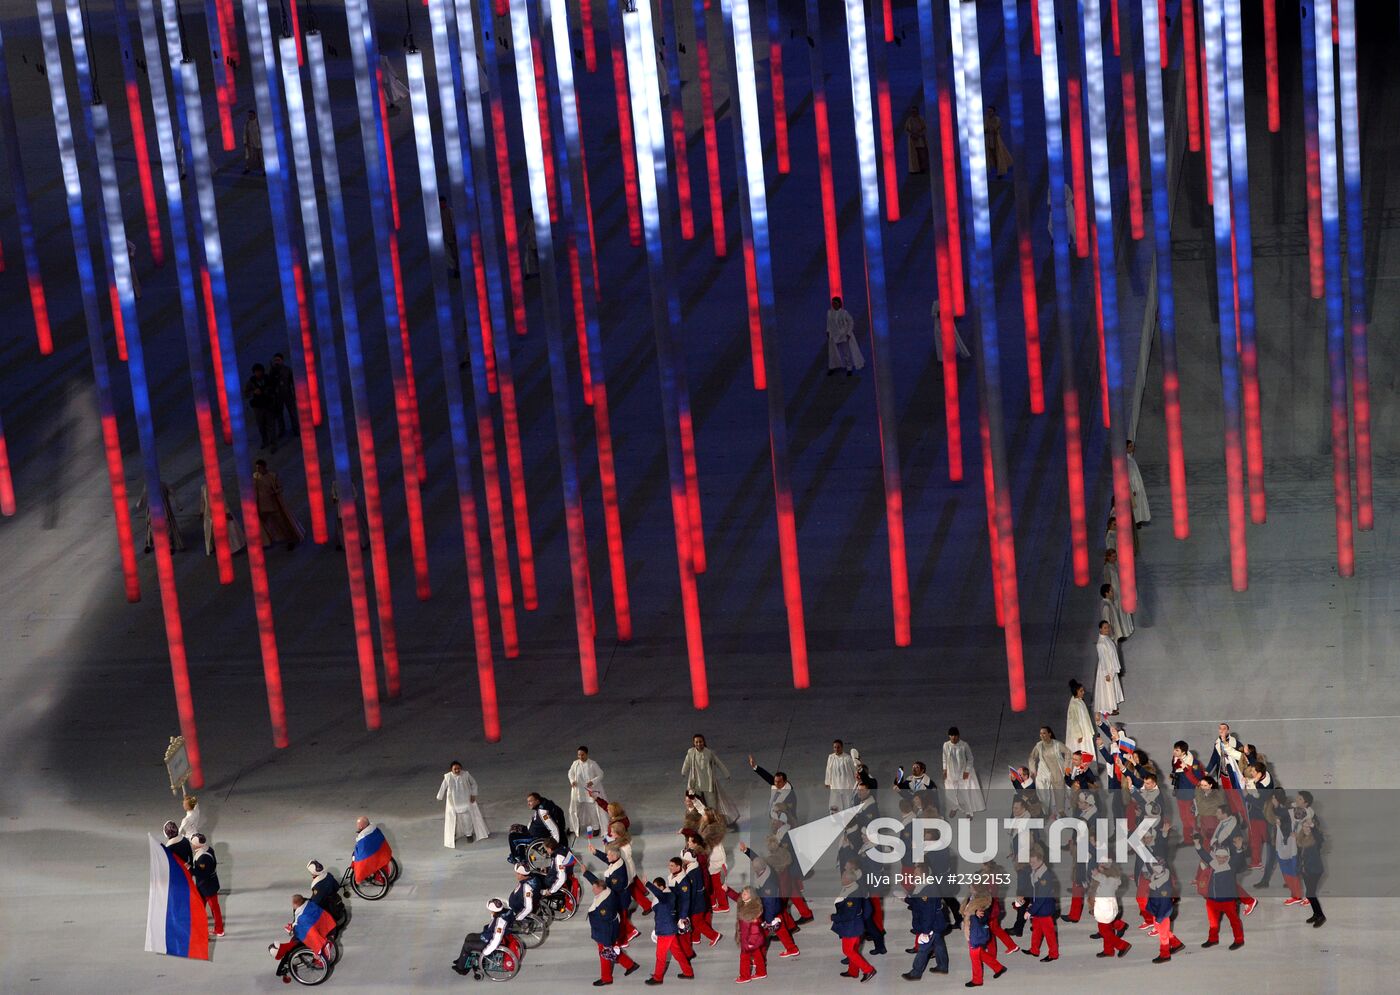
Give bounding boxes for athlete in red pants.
[965,898,1007,986]
[630,876,654,914]
[840,936,875,978]
[1096,918,1131,957]
[789,893,814,921]
[1204,899,1244,946]
[1146,874,1186,966]
[832,882,876,981]
[596,943,639,983]
[987,898,1019,953]
[644,877,693,983]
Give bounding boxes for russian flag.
[1008,766,1023,783]
[1117,736,1137,753]
[352,826,392,883]
[293,900,338,955]
[144,835,210,960]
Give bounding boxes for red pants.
[598,943,638,982]
[868,896,885,933]
[988,901,1018,952]
[1223,784,1247,818]
[1065,885,1084,922]
[1284,873,1302,901]
[204,894,223,934]
[1176,798,1197,839]
[273,940,300,960]
[773,922,800,954]
[1154,915,1184,957]
[1098,919,1130,954]
[738,947,767,980]
[1198,815,1219,843]
[710,870,729,911]
[691,911,720,944]
[1205,899,1244,944]
[789,894,814,919]
[618,908,638,944]
[968,943,1004,985]
[630,877,653,912]
[651,935,693,979]
[1236,883,1253,905]
[840,935,874,976]
[1029,915,1058,959]
[1136,876,1151,922]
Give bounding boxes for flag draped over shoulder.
[352,826,392,883]
[144,834,209,960]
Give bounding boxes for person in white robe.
[941,727,986,815]
[931,301,972,362]
[824,740,858,812]
[437,760,490,848]
[200,483,247,557]
[1094,621,1125,717]
[1027,727,1071,815]
[566,747,604,836]
[380,55,409,110]
[1102,548,1120,594]
[681,734,738,824]
[1104,515,1119,550]
[1065,680,1097,757]
[825,296,865,374]
[1100,583,1135,640]
[1125,439,1151,526]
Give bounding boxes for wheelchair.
[340,856,401,901]
[507,911,550,950]
[457,934,524,982]
[507,826,571,876]
[273,935,339,986]
[540,887,578,922]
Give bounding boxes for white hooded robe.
[1094,634,1125,717]
[941,739,986,814]
[566,758,604,835]
[437,769,490,847]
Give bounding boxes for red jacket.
[736,916,766,952]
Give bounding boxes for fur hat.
[701,822,727,849]
[961,894,992,916]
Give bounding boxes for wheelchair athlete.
[452,898,512,977]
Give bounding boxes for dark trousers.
[254,408,275,449]
[1257,839,1278,886]
[454,933,488,970]
[1303,871,1323,918]
[909,931,949,976]
[275,396,298,437]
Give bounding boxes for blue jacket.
[966,908,991,948]
[905,888,947,935]
[1194,848,1239,902]
[598,858,630,900]
[830,894,866,938]
[750,872,785,921]
[684,864,709,916]
[584,870,622,945]
[1027,866,1058,918]
[646,882,683,936]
